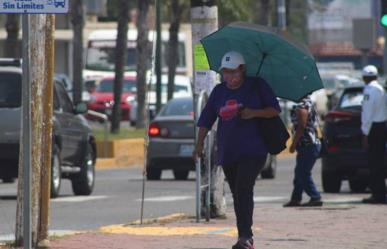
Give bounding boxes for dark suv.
[322,84,387,193]
[0,61,96,198]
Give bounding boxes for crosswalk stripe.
[137,196,194,202]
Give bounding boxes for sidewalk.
[43,201,387,249]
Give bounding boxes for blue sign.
[0,0,69,14]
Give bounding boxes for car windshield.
[96,79,137,93]
[339,90,363,109]
[160,99,193,116]
[0,73,21,108]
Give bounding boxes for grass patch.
[93,128,146,141]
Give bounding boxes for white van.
[83,29,189,82]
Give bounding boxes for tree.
[4,14,20,58]
[71,0,84,104]
[254,0,273,26]
[111,0,130,133]
[136,0,152,129]
[15,15,49,247]
[217,0,253,27]
[167,0,188,100]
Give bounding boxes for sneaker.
[232,238,254,249]
[302,198,323,207]
[362,196,386,204]
[283,200,301,207]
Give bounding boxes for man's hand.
[239,108,257,119]
[362,135,368,150]
[192,143,204,161]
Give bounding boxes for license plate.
[179,144,194,156]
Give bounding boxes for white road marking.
[51,196,108,203]
[137,196,194,202]
[254,196,287,202]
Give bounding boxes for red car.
[87,76,136,121]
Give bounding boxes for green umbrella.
[200,22,324,102]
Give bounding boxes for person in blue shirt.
[283,96,323,208]
[193,51,281,249]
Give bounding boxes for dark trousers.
[368,122,386,200]
[223,156,266,239]
[291,143,321,201]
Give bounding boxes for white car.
[129,75,192,126]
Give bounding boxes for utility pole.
[15,14,48,248]
[191,0,226,219]
[38,14,55,248]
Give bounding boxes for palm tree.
[136,0,152,129]
[111,0,130,133]
[167,0,188,100]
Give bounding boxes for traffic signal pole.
[380,0,387,74]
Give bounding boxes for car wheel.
[261,156,277,179]
[51,145,62,198]
[71,143,95,196]
[349,178,368,193]
[173,170,189,180]
[146,167,161,180]
[322,170,342,193]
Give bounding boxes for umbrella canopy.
[200,22,324,102]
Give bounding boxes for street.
[0,156,370,240]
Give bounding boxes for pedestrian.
[283,96,323,207]
[360,65,387,204]
[193,51,281,249]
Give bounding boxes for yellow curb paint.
[128,213,189,225]
[99,225,242,237]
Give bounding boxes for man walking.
[361,65,387,204]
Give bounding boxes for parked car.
[0,61,97,198]
[322,84,387,193]
[146,97,277,180]
[87,76,136,121]
[129,75,192,126]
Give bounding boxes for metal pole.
[195,158,201,222]
[277,0,286,30]
[384,27,387,75]
[155,0,162,112]
[205,131,211,222]
[104,120,108,158]
[22,14,31,249]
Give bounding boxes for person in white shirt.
[361,65,387,204]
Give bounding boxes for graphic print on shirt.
[219,99,243,121]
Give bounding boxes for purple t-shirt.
[197,76,281,165]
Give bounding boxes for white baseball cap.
[219,51,245,71]
[362,65,378,77]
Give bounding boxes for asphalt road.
[0,156,364,239]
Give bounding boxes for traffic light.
[381,0,387,26]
